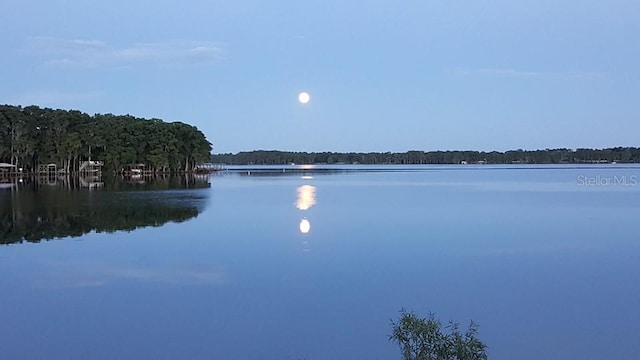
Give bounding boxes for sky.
[1,0,638,154]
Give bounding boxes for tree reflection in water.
[0,175,210,245]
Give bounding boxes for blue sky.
[1,0,638,153]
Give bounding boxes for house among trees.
[79,160,104,174]
[37,163,58,174]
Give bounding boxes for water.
[1,165,639,359]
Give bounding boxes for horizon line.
[212,146,639,155]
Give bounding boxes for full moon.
[298,91,310,104]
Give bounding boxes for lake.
[1,165,639,359]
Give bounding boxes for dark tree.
[390,310,488,360]
[0,104,212,173]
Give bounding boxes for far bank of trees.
[212,148,640,165]
[0,105,212,173]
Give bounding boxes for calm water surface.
[1,165,639,359]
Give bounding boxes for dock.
[194,163,227,173]
[0,163,21,177]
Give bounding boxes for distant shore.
[211,148,640,165]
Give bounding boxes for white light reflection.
[296,185,317,210]
[299,218,311,234]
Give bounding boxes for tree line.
[212,148,640,165]
[0,104,212,173]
